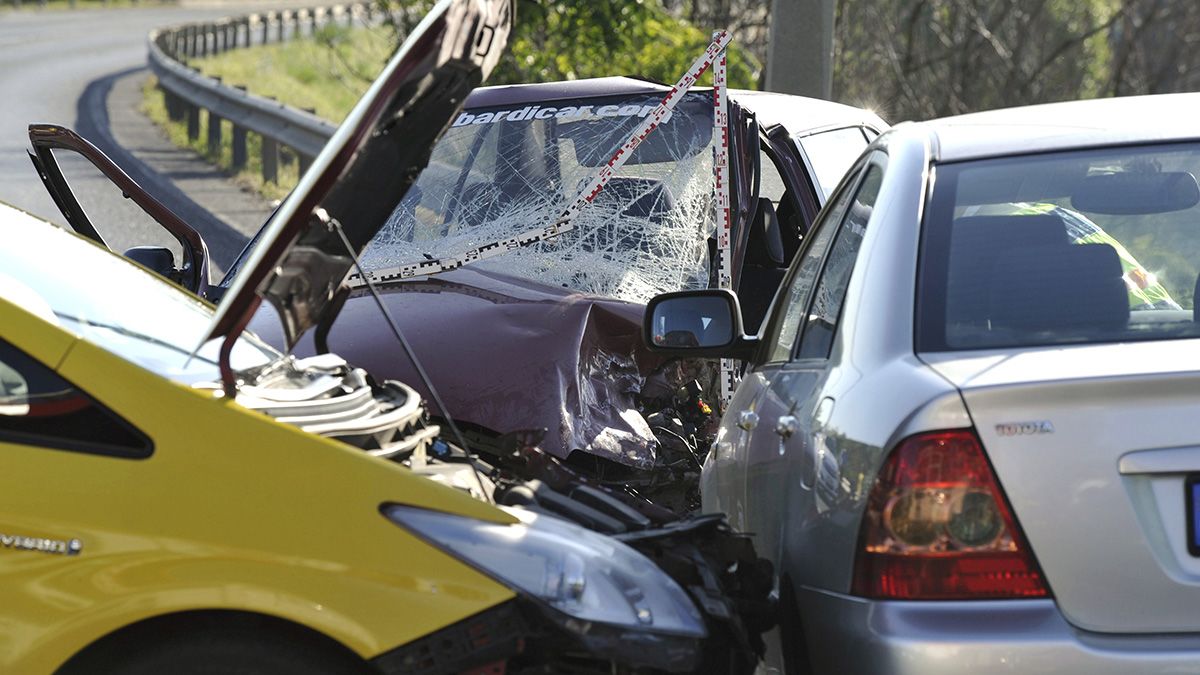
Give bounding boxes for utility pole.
[766,0,836,99]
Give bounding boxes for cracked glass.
[360,91,717,304]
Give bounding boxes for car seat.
[947,214,1071,329]
[587,177,675,222]
[578,177,675,253]
[988,243,1128,335]
[738,197,788,333]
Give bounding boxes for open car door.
[27,124,210,297]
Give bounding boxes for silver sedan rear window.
[918,143,1200,351]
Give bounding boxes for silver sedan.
[643,93,1200,673]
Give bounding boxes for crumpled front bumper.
[370,598,704,674]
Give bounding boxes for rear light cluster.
[851,430,1049,600]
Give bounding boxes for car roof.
[727,89,886,134]
[465,76,887,135]
[914,92,1200,163]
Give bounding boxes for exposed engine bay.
[235,353,772,674]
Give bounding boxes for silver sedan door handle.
[775,415,797,439]
[737,410,759,431]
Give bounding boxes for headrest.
[745,197,786,267]
[589,177,675,221]
[989,243,1128,334]
[953,214,1071,250]
[947,214,1071,324]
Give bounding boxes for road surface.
[0,4,275,274]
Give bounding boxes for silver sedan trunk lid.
[923,339,1200,633]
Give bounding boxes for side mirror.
[124,246,182,284]
[643,289,758,359]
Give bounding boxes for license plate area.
[1188,475,1200,557]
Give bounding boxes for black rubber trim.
[1186,474,1200,557]
[370,600,529,675]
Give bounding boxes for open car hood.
[203,0,512,353]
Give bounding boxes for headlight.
[384,504,706,639]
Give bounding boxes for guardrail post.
[262,136,280,184]
[164,87,185,122]
[309,8,319,35]
[262,12,271,44]
[277,11,286,42]
[232,85,248,170]
[186,103,200,141]
[208,110,223,157]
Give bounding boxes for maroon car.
[31,57,883,512]
[244,79,883,505]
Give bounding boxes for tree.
[1107,0,1200,96]
[373,0,760,89]
[831,0,1129,121]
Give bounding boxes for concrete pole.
[766,0,836,100]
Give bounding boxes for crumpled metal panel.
[248,266,664,466]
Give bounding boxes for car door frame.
[27,124,210,296]
[707,149,867,520]
[734,149,888,667]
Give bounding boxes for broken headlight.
[384,504,707,638]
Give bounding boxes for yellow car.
[2,1,712,672]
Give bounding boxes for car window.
[919,143,1200,351]
[759,148,787,209]
[796,165,882,360]
[51,150,185,263]
[0,339,149,458]
[759,167,862,363]
[797,127,871,200]
[364,91,717,304]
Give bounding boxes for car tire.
[56,614,372,675]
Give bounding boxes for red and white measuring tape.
[708,34,738,405]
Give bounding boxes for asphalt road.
[0,4,275,273]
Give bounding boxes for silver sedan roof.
[908,92,1200,163]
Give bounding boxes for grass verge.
[140,24,394,200]
[141,76,299,201]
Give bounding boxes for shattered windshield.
[359,91,716,303]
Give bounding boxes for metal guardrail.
[147,5,368,182]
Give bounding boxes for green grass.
[194,25,394,123]
[142,76,300,201]
[142,24,395,199]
